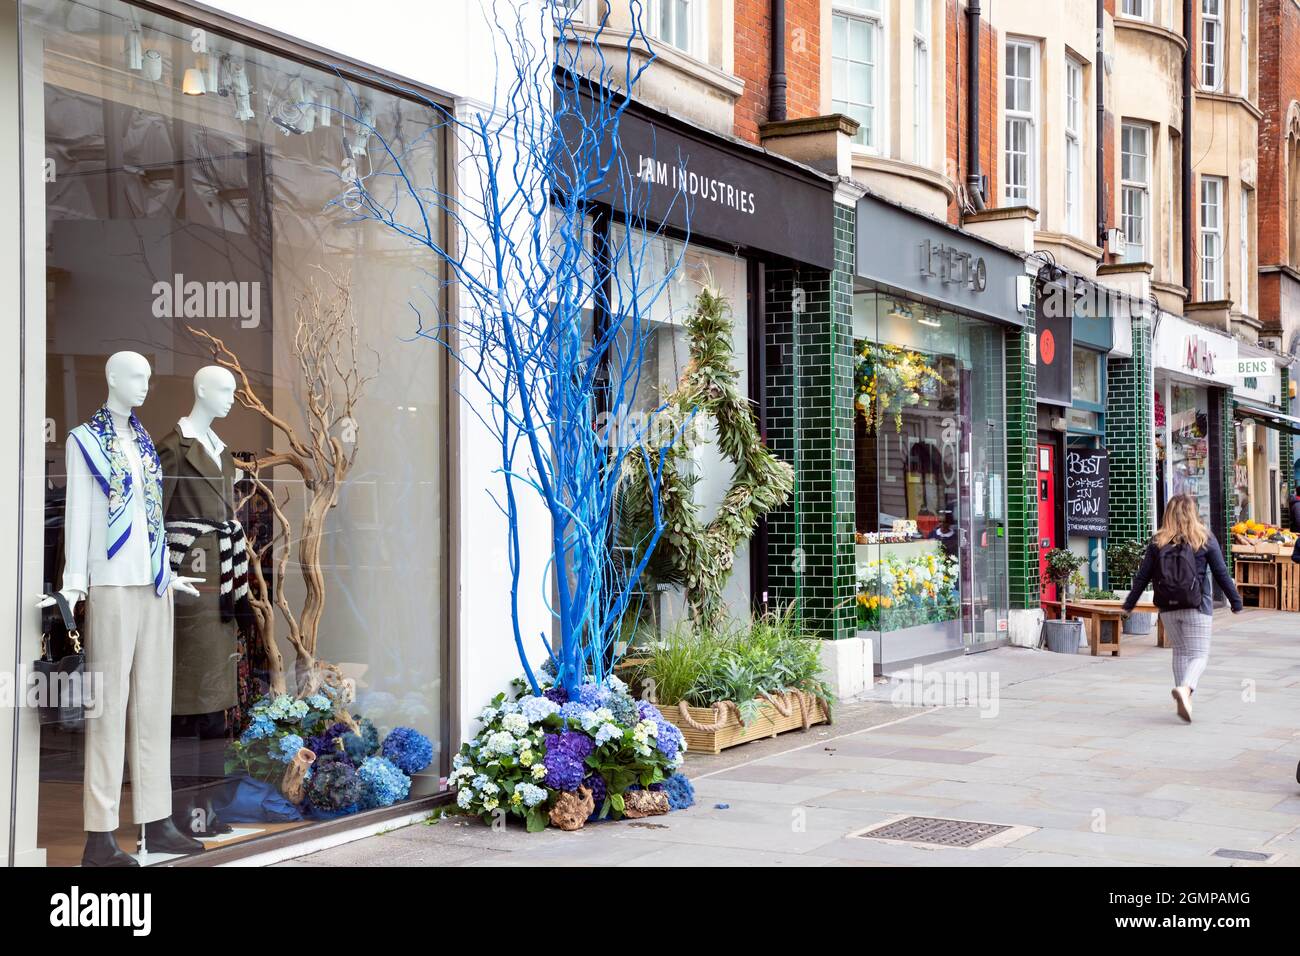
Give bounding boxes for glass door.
[959,316,1009,648]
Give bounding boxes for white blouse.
[61,411,155,596]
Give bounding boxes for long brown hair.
[1153,494,1209,551]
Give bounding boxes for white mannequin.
[38,352,199,610]
[178,365,236,463]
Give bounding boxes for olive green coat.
[156,427,240,716]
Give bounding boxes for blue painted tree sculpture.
[340,1,689,695]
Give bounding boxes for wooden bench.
[1041,599,1165,657]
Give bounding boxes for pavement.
[274,608,1300,867]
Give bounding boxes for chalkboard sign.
[1065,448,1109,537]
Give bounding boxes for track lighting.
[125,27,142,71]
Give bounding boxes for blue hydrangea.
[659,772,695,811]
[381,726,435,774]
[358,756,412,809]
[519,695,560,724]
[576,683,611,708]
[342,718,380,765]
[240,715,275,744]
[513,782,547,808]
[559,700,591,723]
[274,733,305,762]
[307,693,331,711]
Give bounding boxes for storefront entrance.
[852,293,1009,668]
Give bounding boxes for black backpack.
[1152,542,1203,610]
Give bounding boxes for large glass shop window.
[853,294,1009,668]
[608,226,750,630]
[18,0,447,865]
[1167,382,1213,521]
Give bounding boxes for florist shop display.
[225,691,433,820]
[856,550,959,632]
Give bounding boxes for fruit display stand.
[1231,523,1297,610]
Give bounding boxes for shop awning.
[1233,398,1300,435]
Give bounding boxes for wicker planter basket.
[662,690,830,755]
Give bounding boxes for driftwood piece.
[191,267,376,696]
[623,790,670,818]
[548,786,594,831]
[280,748,316,804]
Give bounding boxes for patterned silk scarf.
[68,405,171,596]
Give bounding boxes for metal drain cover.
[1212,848,1273,862]
[855,815,1012,848]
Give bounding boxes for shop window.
[1004,39,1038,208]
[606,227,750,628]
[833,0,884,150]
[1072,347,1102,407]
[1168,382,1213,520]
[18,0,447,865]
[852,295,1009,667]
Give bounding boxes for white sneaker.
[1171,686,1192,723]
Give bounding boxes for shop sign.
[1065,448,1109,537]
[564,92,836,269]
[1152,314,1238,385]
[1036,282,1073,406]
[1235,357,1274,378]
[854,194,1026,326]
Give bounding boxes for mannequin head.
[192,366,237,421]
[104,351,151,413]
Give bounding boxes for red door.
[1037,443,1058,604]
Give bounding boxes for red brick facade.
[1258,0,1300,332]
[945,0,998,224]
[733,0,821,143]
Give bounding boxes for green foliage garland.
[620,286,794,628]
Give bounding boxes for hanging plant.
[854,342,946,432]
[619,287,794,630]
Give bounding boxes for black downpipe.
[769,0,787,122]
[1096,0,1106,247]
[966,1,985,209]
[1183,0,1194,294]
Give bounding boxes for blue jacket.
[1122,534,1243,616]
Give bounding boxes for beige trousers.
[84,585,174,832]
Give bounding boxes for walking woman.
[1121,494,1243,722]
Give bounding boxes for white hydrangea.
[485,730,516,755]
[456,788,474,809]
[594,723,622,746]
[501,712,529,735]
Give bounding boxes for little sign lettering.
[919,239,987,293]
[1184,336,1218,376]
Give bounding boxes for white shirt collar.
[177,416,227,460]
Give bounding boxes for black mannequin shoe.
[139,817,205,855]
[174,800,232,838]
[82,831,139,867]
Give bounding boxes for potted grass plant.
[1107,538,1154,635]
[630,605,832,754]
[1041,548,1086,654]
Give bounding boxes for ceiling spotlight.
[182,67,206,96]
[125,27,143,71]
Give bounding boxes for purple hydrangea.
[381,726,434,775]
[543,685,569,705]
[576,683,611,708]
[542,730,594,791]
[307,721,352,761]
[584,770,607,812]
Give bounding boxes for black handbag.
[32,591,87,732]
